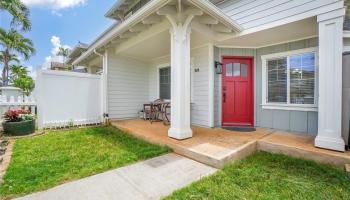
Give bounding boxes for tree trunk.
[2,49,9,86]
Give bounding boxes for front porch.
[112,119,350,168]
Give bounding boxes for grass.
[0,126,170,199]
[165,152,350,200]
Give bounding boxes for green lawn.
[0,126,170,199]
[165,152,350,200]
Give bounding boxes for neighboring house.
[50,62,68,71]
[69,0,350,152]
[67,42,90,73]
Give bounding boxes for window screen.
[290,53,315,104]
[267,58,287,103]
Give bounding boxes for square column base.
[315,135,345,152]
[168,127,193,140]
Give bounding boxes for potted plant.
[2,109,35,136]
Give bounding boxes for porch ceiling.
[73,0,241,65]
[117,24,216,60]
[215,17,318,48]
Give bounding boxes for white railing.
[0,95,36,117]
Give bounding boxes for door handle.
[223,93,226,103]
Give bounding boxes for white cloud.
[51,10,63,17]
[22,0,86,10]
[41,36,71,70]
[26,65,37,79]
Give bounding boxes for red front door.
[222,57,254,127]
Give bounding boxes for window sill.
[261,104,318,112]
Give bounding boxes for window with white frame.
[262,48,317,111]
[159,67,171,99]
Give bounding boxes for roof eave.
[73,0,171,65]
[105,0,127,19]
[188,0,243,32]
[73,0,243,65]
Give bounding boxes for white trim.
[156,63,171,100]
[190,57,195,103]
[344,45,350,52]
[261,47,318,112]
[344,31,350,38]
[208,43,215,128]
[215,35,318,49]
[260,104,318,112]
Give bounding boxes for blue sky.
[0,0,118,78]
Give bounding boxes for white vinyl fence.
[36,70,102,129]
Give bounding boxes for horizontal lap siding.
[214,47,221,127]
[256,38,318,135]
[191,46,210,127]
[216,0,340,30]
[148,47,211,127]
[107,54,149,119]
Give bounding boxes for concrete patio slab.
[112,119,272,168]
[112,119,350,168]
[258,132,350,166]
[16,153,216,200]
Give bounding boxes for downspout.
[93,49,109,124]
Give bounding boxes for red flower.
[4,109,30,122]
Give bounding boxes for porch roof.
[72,0,243,66]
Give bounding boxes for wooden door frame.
[221,56,255,127]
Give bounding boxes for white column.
[101,51,109,123]
[315,9,345,151]
[168,21,193,140]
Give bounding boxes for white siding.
[216,0,342,30]
[214,47,221,127]
[191,46,211,127]
[107,53,149,119]
[147,46,212,127]
[149,56,170,101]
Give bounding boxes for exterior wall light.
[215,61,223,74]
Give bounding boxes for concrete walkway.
[16,153,216,200]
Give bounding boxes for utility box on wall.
[343,52,350,148]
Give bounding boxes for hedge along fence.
[36,70,103,129]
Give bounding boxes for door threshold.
[222,126,256,132]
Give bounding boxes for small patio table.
[147,101,170,125]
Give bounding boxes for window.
[159,67,171,99]
[262,48,317,111]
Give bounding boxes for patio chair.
[161,102,171,125]
[150,100,163,123]
[143,99,163,121]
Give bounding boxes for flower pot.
[2,120,35,136]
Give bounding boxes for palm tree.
[0,0,31,31]
[0,28,35,86]
[0,52,20,65]
[57,47,70,64]
[10,64,28,84]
